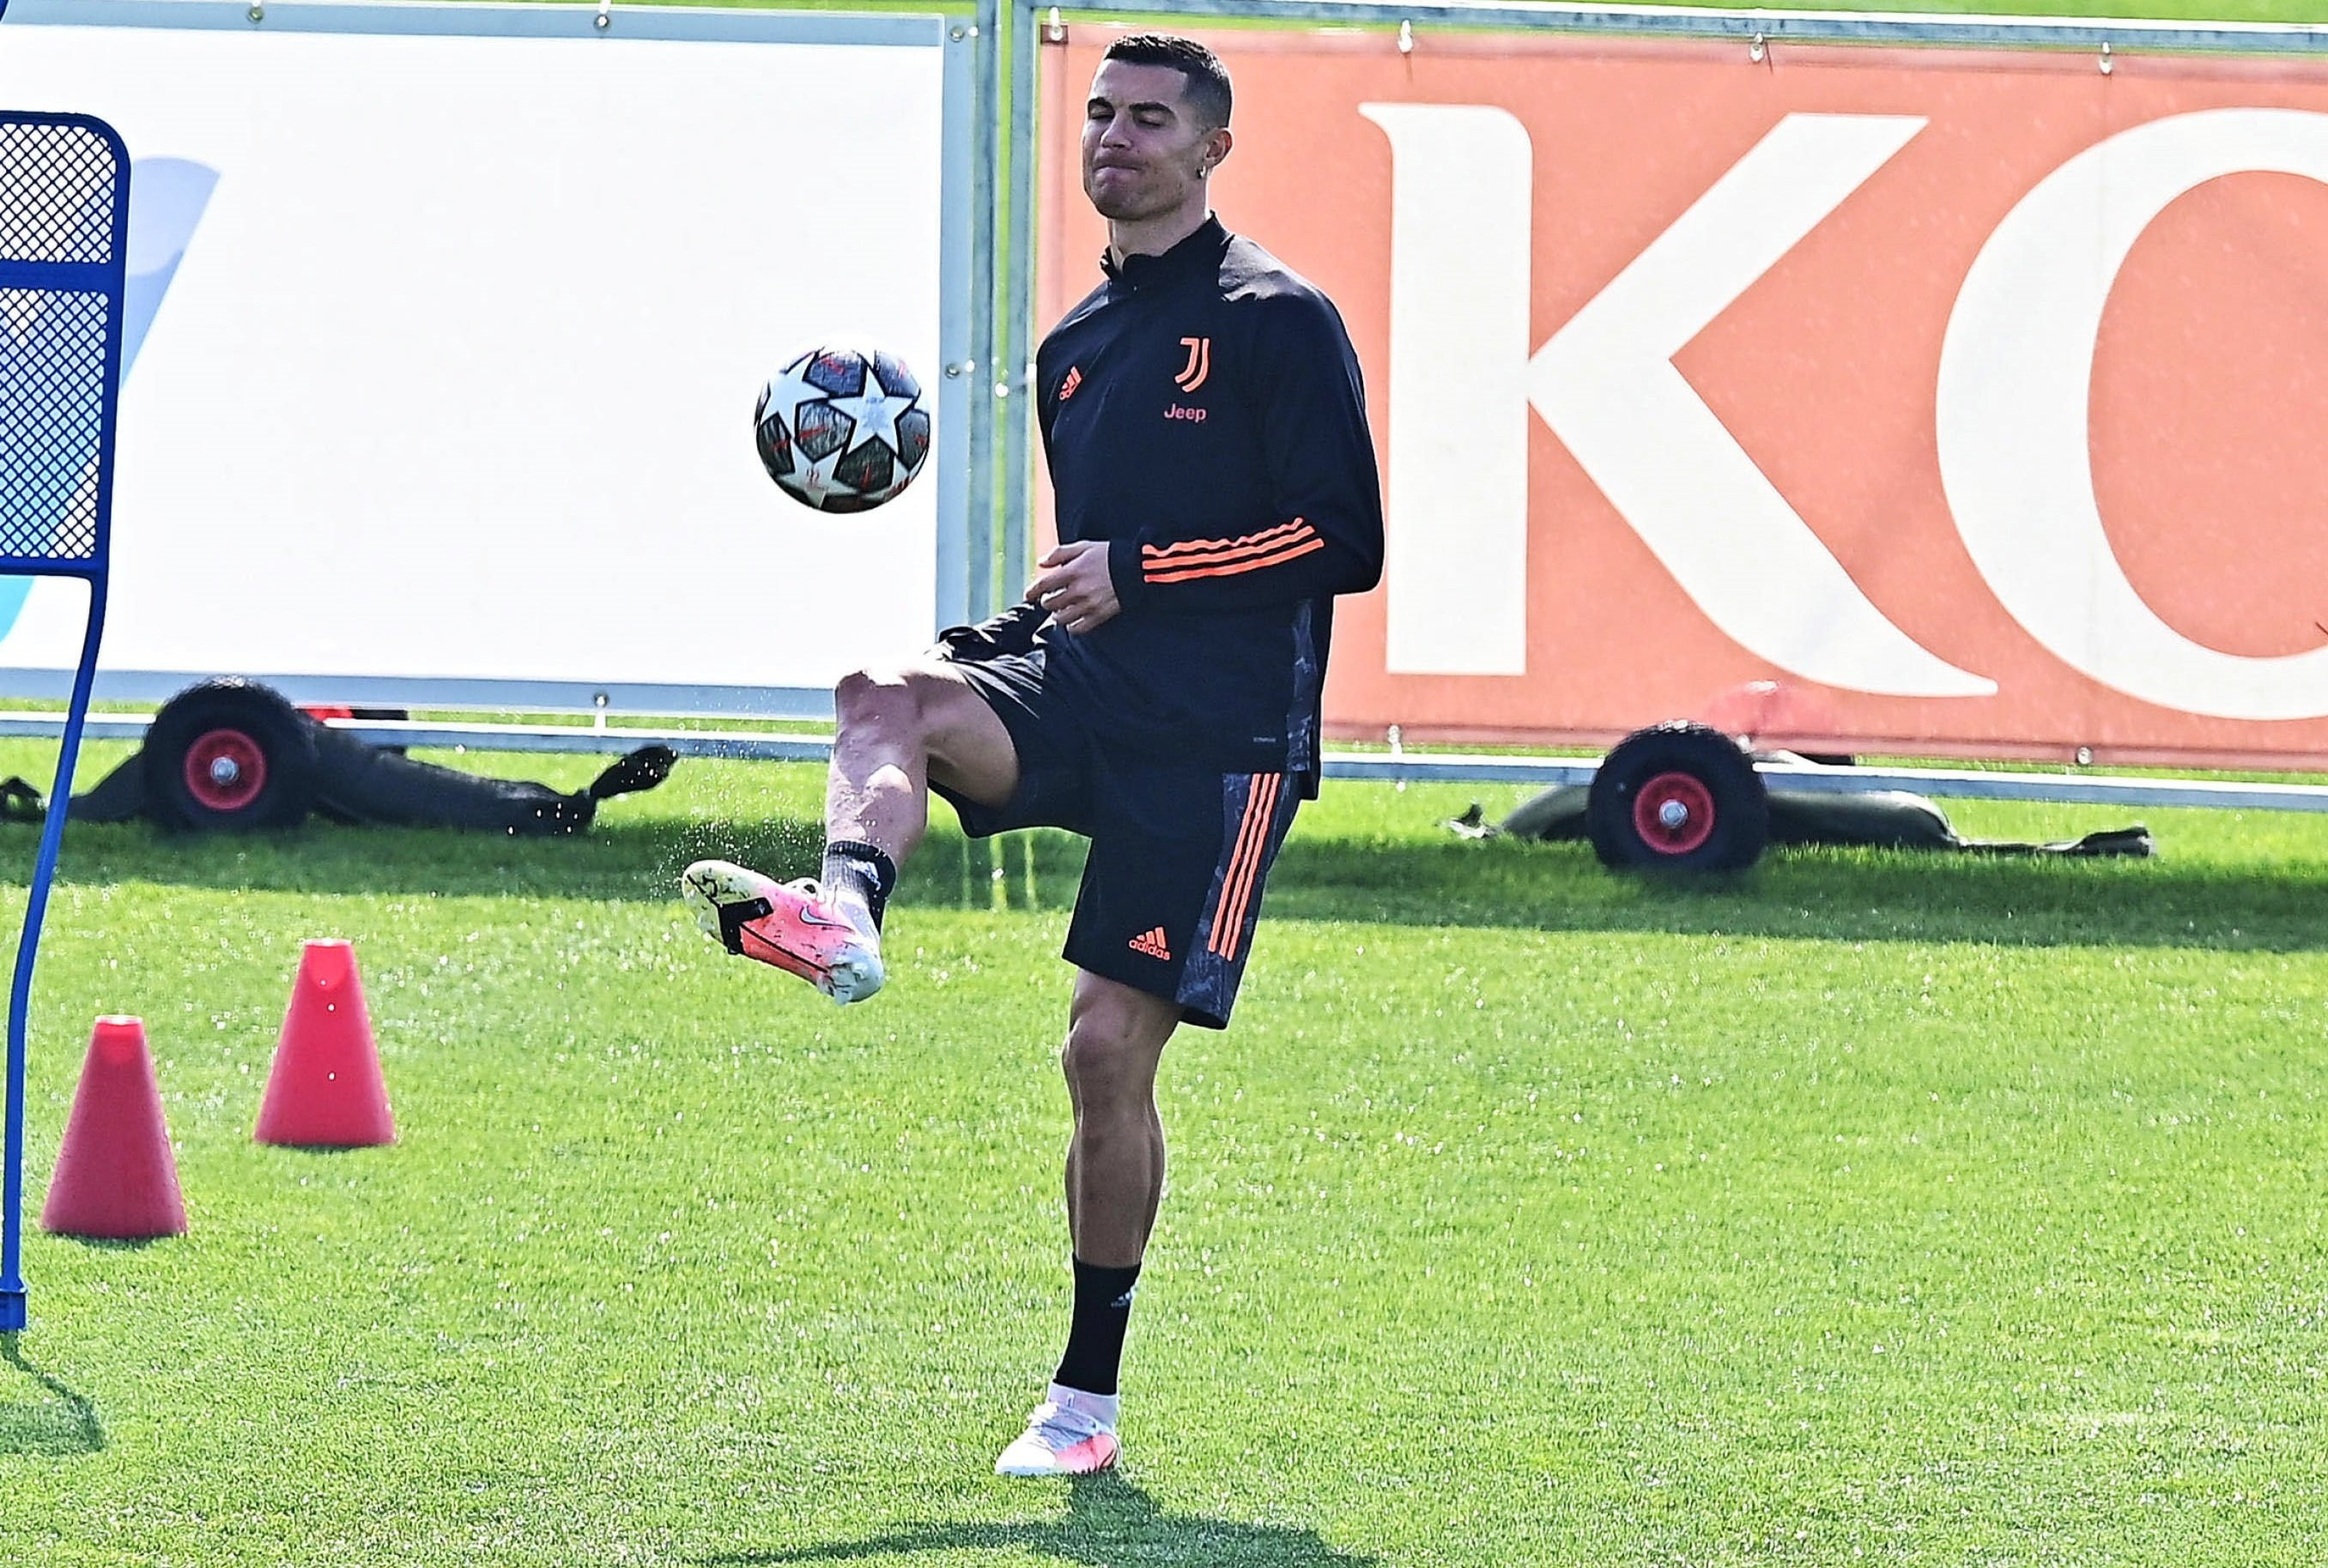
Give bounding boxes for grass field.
[2,742,2324,1565]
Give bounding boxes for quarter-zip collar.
[1101,214,1229,291]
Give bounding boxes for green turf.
[1,742,2323,1565]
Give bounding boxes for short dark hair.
[1101,34,1232,131]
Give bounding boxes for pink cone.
[41,1017,188,1239]
[254,940,395,1147]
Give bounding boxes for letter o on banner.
[1938,108,2328,721]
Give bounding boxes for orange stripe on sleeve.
[1142,518,1310,561]
[1145,536,1325,584]
[1142,524,1319,573]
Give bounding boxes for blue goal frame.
[0,112,127,1334]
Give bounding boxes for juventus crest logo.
[1173,336,1211,392]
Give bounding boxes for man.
[682,33,1383,1476]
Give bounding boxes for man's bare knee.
[834,664,923,730]
[837,663,975,755]
[1063,1031,1154,1120]
[834,661,1016,809]
[1061,984,1176,1112]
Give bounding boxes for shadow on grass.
[701,1472,1372,1567]
[7,809,2328,955]
[0,1333,106,1456]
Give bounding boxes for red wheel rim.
[1633,771,1717,856]
[184,728,268,812]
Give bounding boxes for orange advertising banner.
[1037,27,2328,766]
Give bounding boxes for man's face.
[1082,59,1226,223]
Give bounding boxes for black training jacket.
[1033,215,1385,790]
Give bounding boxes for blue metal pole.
[0,572,106,1333]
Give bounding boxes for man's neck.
[1106,204,1210,269]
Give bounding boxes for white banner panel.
[0,5,963,712]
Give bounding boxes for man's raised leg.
[682,661,1019,1000]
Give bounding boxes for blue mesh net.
[0,119,121,569]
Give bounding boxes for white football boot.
[994,1384,1121,1478]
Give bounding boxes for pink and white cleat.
[681,859,885,1003]
[994,1385,1121,1478]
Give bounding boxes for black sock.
[820,839,897,929]
[1053,1257,1141,1398]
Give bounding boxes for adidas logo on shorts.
[1127,927,1172,961]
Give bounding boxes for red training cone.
[40,1017,189,1239]
[254,939,396,1147]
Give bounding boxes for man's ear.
[1202,127,1234,174]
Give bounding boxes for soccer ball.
[754,345,932,513]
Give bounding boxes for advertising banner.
[0,4,964,714]
[1041,27,2328,765]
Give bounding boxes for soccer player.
[683,33,1383,1476]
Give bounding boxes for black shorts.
[927,650,1299,1030]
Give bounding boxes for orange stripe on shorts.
[1209,772,1282,961]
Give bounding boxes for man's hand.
[1026,540,1122,635]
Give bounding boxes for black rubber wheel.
[140,679,320,832]
[1586,721,1769,873]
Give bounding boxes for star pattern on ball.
[824,362,908,460]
